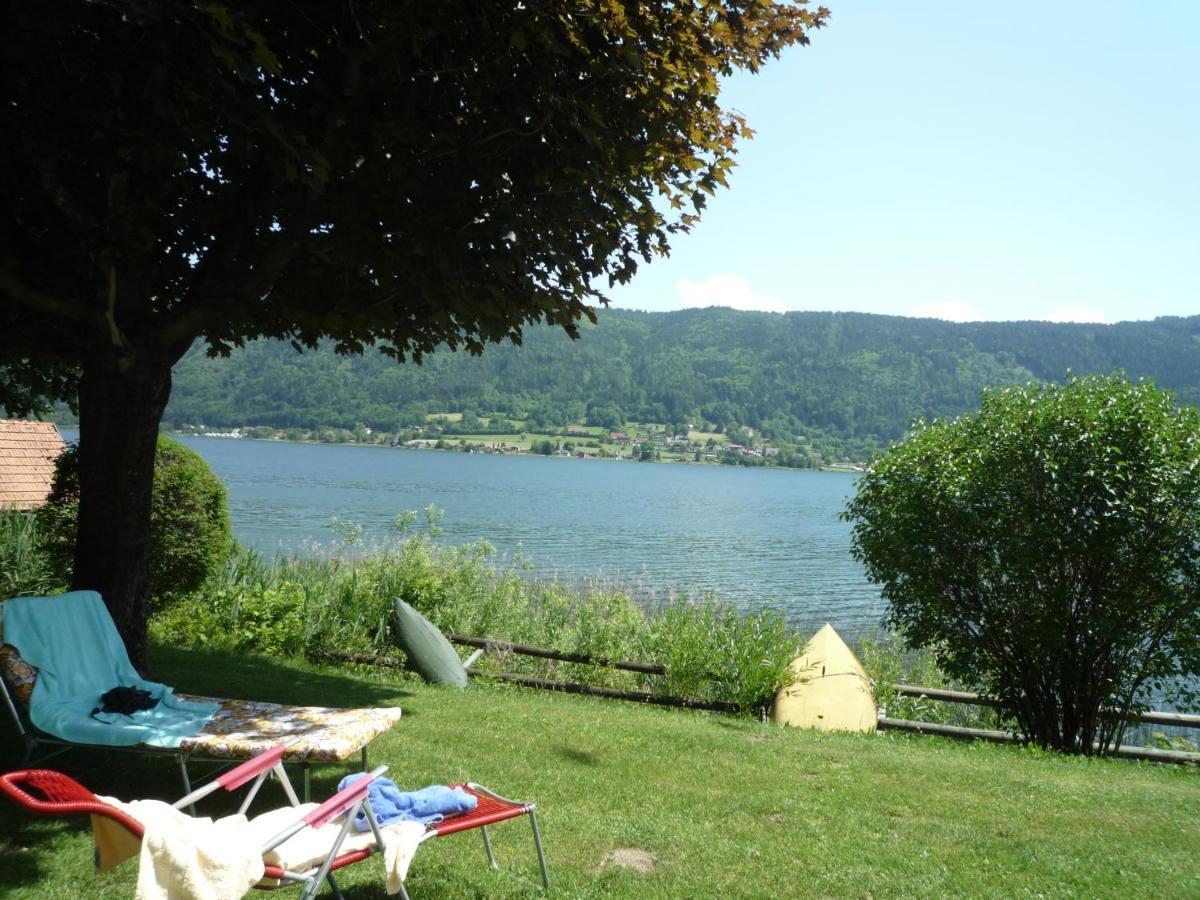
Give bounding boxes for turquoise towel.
[2,591,218,748]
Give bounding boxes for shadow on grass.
[0,817,85,896]
[555,745,601,766]
[148,644,414,708]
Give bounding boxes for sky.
[608,1,1200,324]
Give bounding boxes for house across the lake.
[0,419,67,510]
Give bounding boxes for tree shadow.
[0,816,87,896]
[148,644,414,708]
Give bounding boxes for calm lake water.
[67,432,884,634]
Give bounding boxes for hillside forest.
[147,308,1200,466]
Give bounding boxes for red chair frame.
[0,744,386,900]
[0,746,549,898]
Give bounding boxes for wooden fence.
[879,683,1200,765]
[326,637,1200,764]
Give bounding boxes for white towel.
[379,822,427,893]
[247,803,425,895]
[98,797,264,900]
[95,797,425,897]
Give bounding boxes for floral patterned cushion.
[176,694,403,763]
[0,613,39,710]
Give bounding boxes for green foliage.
[153,515,800,712]
[3,2,826,413]
[645,599,798,715]
[858,632,1006,729]
[846,373,1200,755]
[38,436,233,603]
[0,508,66,598]
[162,310,1200,463]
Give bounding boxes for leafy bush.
[645,599,797,715]
[846,373,1200,754]
[38,436,233,603]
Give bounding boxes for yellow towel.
[93,797,425,897]
[98,797,264,900]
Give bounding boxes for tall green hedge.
[38,435,232,603]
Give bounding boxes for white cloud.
[1045,307,1109,324]
[908,301,982,322]
[676,274,788,314]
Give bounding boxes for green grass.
[2,647,1198,898]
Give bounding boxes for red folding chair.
[1,744,549,897]
[0,743,390,899]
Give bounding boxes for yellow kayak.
[771,623,877,732]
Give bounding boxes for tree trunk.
[72,359,172,671]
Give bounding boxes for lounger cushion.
[175,695,403,763]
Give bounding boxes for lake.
[69,432,885,635]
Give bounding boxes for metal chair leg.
[178,755,197,815]
[326,871,345,900]
[529,810,550,890]
[480,824,498,869]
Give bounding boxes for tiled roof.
[0,420,66,510]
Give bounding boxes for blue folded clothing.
[338,773,477,831]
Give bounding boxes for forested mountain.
[164,308,1200,457]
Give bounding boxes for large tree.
[1,1,827,665]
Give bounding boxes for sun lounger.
[1,743,549,897]
[1,593,402,800]
[1,742,400,898]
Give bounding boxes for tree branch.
[159,231,305,355]
[0,265,106,331]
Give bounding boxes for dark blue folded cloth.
[338,773,478,832]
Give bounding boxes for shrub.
[38,435,233,603]
[845,373,1200,754]
[857,632,1006,729]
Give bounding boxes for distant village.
[178,420,862,471]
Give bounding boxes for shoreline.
[162,429,865,473]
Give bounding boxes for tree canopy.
[0,1,827,664]
[2,1,827,383]
[845,374,1200,754]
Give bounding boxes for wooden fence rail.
[890,682,1200,730]
[448,635,666,675]
[324,642,1197,762]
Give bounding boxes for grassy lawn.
[2,648,1198,898]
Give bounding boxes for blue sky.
[608,1,1199,324]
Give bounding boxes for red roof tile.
[0,420,66,510]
